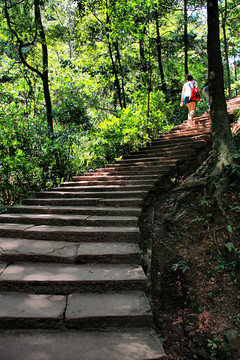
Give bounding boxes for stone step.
[0,223,140,242]
[22,197,144,207]
[97,163,176,172]
[116,152,196,165]
[107,158,178,167]
[94,167,175,175]
[65,292,153,329]
[35,190,148,199]
[164,127,212,135]
[0,263,147,294]
[127,140,208,158]
[53,184,154,192]
[170,124,212,132]
[0,329,167,360]
[0,291,153,330]
[72,174,161,181]
[7,205,142,217]
[150,133,211,145]
[0,213,139,227]
[0,239,140,264]
[61,179,157,187]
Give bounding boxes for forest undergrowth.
[151,128,240,359]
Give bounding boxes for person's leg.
[186,101,196,125]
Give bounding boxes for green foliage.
[191,215,205,223]
[225,242,235,252]
[233,313,240,327]
[207,338,219,360]
[90,90,173,165]
[0,100,80,206]
[171,260,190,273]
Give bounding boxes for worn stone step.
[22,197,144,207]
[35,190,148,199]
[127,141,207,158]
[115,152,196,165]
[170,122,212,130]
[0,239,140,264]
[138,140,211,154]
[22,197,102,206]
[0,329,167,360]
[7,205,142,217]
[72,174,161,181]
[98,162,176,172]
[0,214,139,227]
[61,179,157,187]
[65,292,153,329]
[107,158,178,167]
[0,293,66,329]
[52,184,153,192]
[0,223,140,242]
[0,291,153,330]
[150,133,211,145]
[96,167,175,175]
[99,198,144,207]
[0,263,147,294]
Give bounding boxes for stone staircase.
[0,107,222,359]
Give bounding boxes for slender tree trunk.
[220,0,231,98]
[207,0,236,171]
[139,27,148,89]
[35,0,53,134]
[155,13,167,96]
[234,55,238,96]
[114,41,126,108]
[184,0,188,75]
[106,12,122,109]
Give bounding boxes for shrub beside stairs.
[0,98,238,360]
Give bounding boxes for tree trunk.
[184,0,188,75]
[207,0,236,171]
[234,55,238,96]
[114,41,126,108]
[155,13,167,97]
[106,12,123,109]
[139,27,148,89]
[220,0,231,98]
[35,0,53,134]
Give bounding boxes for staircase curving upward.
[0,98,238,359]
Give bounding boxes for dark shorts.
[184,97,195,105]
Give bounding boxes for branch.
[5,0,25,9]
[18,44,42,77]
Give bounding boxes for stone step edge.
[0,263,147,294]
[0,329,167,360]
[0,291,153,330]
[7,205,142,216]
[0,239,141,264]
[0,213,139,227]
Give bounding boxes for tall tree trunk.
[184,0,188,75]
[35,0,53,134]
[207,0,236,171]
[114,41,126,108]
[139,27,148,89]
[155,13,167,96]
[220,0,231,98]
[5,0,53,135]
[106,12,122,109]
[234,55,238,96]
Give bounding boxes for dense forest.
[0,0,240,209]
